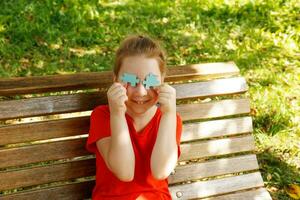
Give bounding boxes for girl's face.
[115,55,164,116]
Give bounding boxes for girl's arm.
[151,111,178,180]
[108,112,135,181]
[97,82,135,182]
[151,83,178,180]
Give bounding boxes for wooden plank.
[0,92,103,120]
[174,77,247,99]
[168,154,259,184]
[202,188,272,200]
[169,172,265,199]
[0,116,252,146]
[0,116,90,146]
[1,178,271,200]
[178,99,250,121]
[181,117,253,142]
[0,135,254,169]
[179,135,255,162]
[0,62,240,96]
[0,78,249,120]
[0,159,95,191]
[0,97,250,123]
[0,181,94,200]
[0,138,89,169]
[0,154,258,191]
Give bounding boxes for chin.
[126,101,156,115]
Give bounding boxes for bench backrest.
[0,62,272,199]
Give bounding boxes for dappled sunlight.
[206,138,232,155]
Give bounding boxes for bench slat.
[0,154,258,191]
[0,77,248,120]
[169,172,265,199]
[202,188,272,200]
[0,62,240,96]
[0,181,94,200]
[0,116,252,146]
[0,135,254,169]
[177,99,250,121]
[179,135,255,162]
[174,77,247,99]
[1,180,271,200]
[0,97,250,122]
[0,92,101,120]
[0,159,95,191]
[181,116,253,142]
[0,116,90,146]
[0,138,88,169]
[169,154,259,184]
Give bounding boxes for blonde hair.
[113,34,167,78]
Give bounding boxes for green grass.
[0,0,299,199]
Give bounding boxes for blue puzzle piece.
[143,73,160,89]
[121,73,140,87]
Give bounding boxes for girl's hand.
[107,82,128,115]
[155,83,176,114]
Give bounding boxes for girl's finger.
[118,95,128,104]
[158,97,168,104]
[108,83,123,93]
[111,88,126,97]
[158,93,170,98]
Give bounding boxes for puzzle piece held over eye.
[121,73,140,87]
[143,73,160,89]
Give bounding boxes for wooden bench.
[0,62,272,199]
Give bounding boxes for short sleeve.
[176,113,183,159]
[86,105,111,154]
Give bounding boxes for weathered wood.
[0,116,252,146]
[0,154,258,191]
[0,62,240,96]
[181,116,253,142]
[0,116,90,146]
[0,97,250,121]
[202,188,272,200]
[0,78,248,120]
[0,181,95,200]
[174,77,247,99]
[0,135,254,169]
[0,159,95,191]
[177,98,250,121]
[169,172,265,199]
[179,135,255,162]
[169,154,259,184]
[0,92,102,120]
[0,138,89,169]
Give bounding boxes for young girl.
[86,35,182,200]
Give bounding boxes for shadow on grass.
[257,149,300,200]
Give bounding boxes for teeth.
[135,100,146,104]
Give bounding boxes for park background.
[0,0,299,199]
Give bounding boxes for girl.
[86,35,182,200]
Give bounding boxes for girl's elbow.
[151,163,170,180]
[113,163,135,182]
[116,171,134,182]
[152,170,169,180]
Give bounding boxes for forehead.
[119,55,161,79]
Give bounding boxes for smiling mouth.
[132,100,150,105]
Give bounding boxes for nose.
[135,82,148,96]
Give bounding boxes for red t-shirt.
[86,105,182,200]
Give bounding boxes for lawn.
[0,0,299,199]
